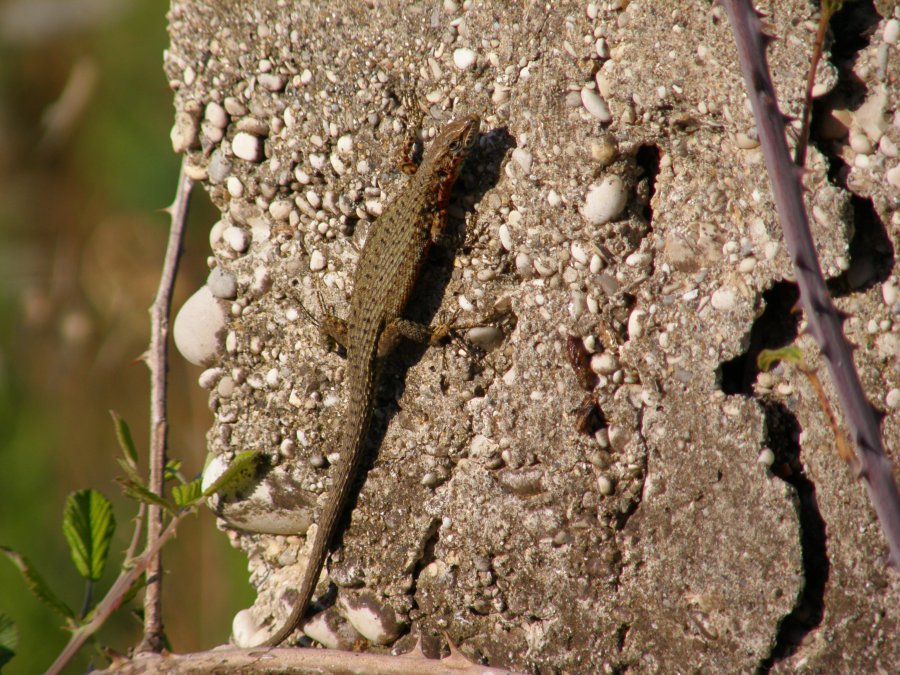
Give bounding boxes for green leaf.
[0,612,18,669]
[172,479,203,508]
[203,450,264,498]
[0,547,75,619]
[164,459,184,483]
[110,410,138,469]
[117,458,143,486]
[62,490,116,583]
[116,477,176,516]
[758,345,804,372]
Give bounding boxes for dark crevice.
[634,144,661,223]
[807,0,893,297]
[719,281,800,396]
[826,0,881,62]
[827,195,895,295]
[408,518,441,604]
[755,402,829,673]
[718,2,881,672]
[716,282,829,671]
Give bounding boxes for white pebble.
[879,135,898,157]
[512,148,533,173]
[711,287,737,311]
[498,224,513,251]
[453,48,477,70]
[309,249,326,271]
[330,153,347,175]
[849,131,873,155]
[547,190,562,207]
[591,352,619,375]
[581,87,611,122]
[173,286,226,366]
[268,199,293,220]
[885,389,900,408]
[209,219,226,249]
[232,132,263,162]
[734,132,760,149]
[757,448,775,467]
[222,226,249,253]
[205,102,228,129]
[884,19,900,44]
[882,280,898,306]
[226,176,244,197]
[625,251,650,268]
[337,135,353,154]
[580,176,627,225]
[570,243,588,265]
[207,267,237,299]
[258,73,285,91]
[627,309,646,339]
[265,368,280,387]
[515,252,532,277]
[198,367,223,390]
[217,376,234,397]
[590,255,603,274]
[886,165,900,190]
[597,475,613,496]
[232,609,267,648]
[170,111,198,153]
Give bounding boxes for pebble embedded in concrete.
[581,176,627,225]
[581,87,611,122]
[173,285,226,366]
[453,47,477,70]
[207,267,237,299]
[232,132,263,161]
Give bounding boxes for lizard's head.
[420,114,480,181]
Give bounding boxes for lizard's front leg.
[376,318,453,358]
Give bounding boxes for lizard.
[263,113,481,647]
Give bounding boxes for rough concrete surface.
[166,0,899,672]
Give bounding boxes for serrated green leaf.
[0,612,18,669]
[0,547,75,619]
[116,477,176,515]
[164,460,184,484]
[62,490,116,583]
[203,450,263,498]
[110,410,138,469]
[758,345,804,372]
[117,457,143,486]
[172,480,203,508]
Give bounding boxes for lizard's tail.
[263,346,378,646]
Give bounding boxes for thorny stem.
[140,161,193,652]
[794,1,842,166]
[46,515,187,675]
[124,502,147,563]
[93,639,521,675]
[721,0,900,565]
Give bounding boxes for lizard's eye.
[449,139,463,152]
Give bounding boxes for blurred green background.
[0,1,254,672]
